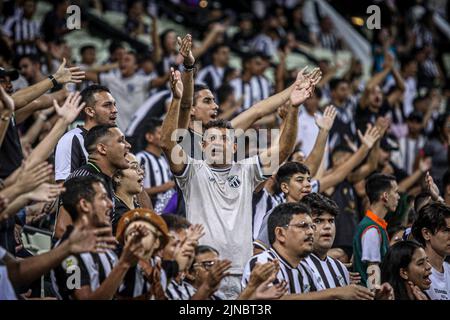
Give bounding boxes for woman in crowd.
[380,240,432,300]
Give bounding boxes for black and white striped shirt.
[302,253,350,289]
[242,247,321,294]
[2,14,40,55]
[136,150,174,213]
[50,226,118,300]
[54,126,88,181]
[196,65,228,93]
[165,278,225,300]
[229,76,272,111]
[252,189,284,240]
[319,32,340,52]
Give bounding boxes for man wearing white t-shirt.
[85,51,155,131]
[161,64,316,298]
[412,202,450,300]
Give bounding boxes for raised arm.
[27,92,85,168]
[150,14,162,63]
[318,125,381,192]
[177,34,195,130]
[160,68,188,176]
[304,105,337,176]
[15,88,66,124]
[191,23,225,59]
[259,78,315,175]
[12,58,84,110]
[0,86,14,146]
[231,67,322,132]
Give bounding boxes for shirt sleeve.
[2,17,14,37]
[173,156,196,191]
[361,227,382,263]
[239,155,267,189]
[0,246,6,261]
[54,134,75,181]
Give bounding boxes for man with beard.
[51,175,144,299]
[53,125,131,239]
[353,173,400,289]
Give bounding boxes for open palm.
[54,91,85,124]
[315,105,337,130]
[290,81,312,107]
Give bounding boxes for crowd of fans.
[0,0,449,301]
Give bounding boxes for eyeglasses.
[283,222,316,231]
[129,163,145,172]
[193,260,216,270]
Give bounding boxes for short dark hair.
[84,125,116,154]
[62,175,105,221]
[204,119,233,132]
[300,193,339,217]
[211,43,229,55]
[329,78,348,92]
[18,54,40,65]
[193,84,211,106]
[80,84,111,109]
[365,173,397,204]
[143,118,163,135]
[161,214,191,232]
[268,202,311,245]
[195,245,219,256]
[276,162,310,189]
[217,84,234,105]
[414,191,432,213]
[80,45,96,55]
[411,202,450,246]
[109,41,124,55]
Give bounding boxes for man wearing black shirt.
[54,125,131,239]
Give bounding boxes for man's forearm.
[399,169,423,193]
[161,98,181,151]
[0,110,12,145]
[178,71,193,130]
[231,84,294,131]
[0,194,29,222]
[304,128,329,176]
[7,240,71,287]
[16,90,65,124]
[12,78,53,110]
[81,262,129,300]
[277,106,299,163]
[28,118,68,167]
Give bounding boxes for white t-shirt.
[426,263,450,300]
[361,227,382,263]
[99,69,154,131]
[0,246,17,300]
[175,155,266,274]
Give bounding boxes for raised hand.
[349,271,362,284]
[54,91,85,124]
[253,273,288,300]
[373,282,395,300]
[120,225,147,267]
[53,58,85,84]
[68,216,117,254]
[14,160,53,194]
[305,67,322,86]
[26,183,65,202]
[425,171,441,201]
[177,34,195,66]
[0,86,14,112]
[375,116,390,137]
[248,261,278,289]
[290,80,313,107]
[357,124,381,149]
[315,105,337,131]
[186,224,205,243]
[204,259,232,292]
[408,281,428,300]
[169,67,183,99]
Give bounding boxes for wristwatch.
[48,75,59,88]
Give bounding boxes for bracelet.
[48,75,59,88]
[183,63,195,71]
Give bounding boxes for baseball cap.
[116,208,169,249]
[0,67,19,81]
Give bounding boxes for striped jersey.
[165,278,225,300]
[229,76,272,111]
[54,126,88,181]
[2,14,40,55]
[50,226,118,300]
[195,65,229,93]
[242,247,321,294]
[136,150,174,213]
[302,253,350,289]
[252,189,284,240]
